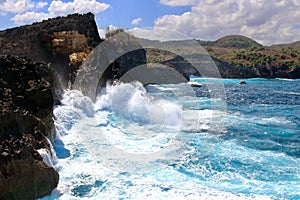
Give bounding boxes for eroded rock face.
[162,55,299,79]
[0,55,59,199]
[0,13,102,87]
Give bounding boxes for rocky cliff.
[0,13,148,199]
[162,55,299,79]
[145,36,300,79]
[0,55,59,199]
[0,13,103,199]
[0,12,102,87]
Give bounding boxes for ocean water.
[40,77,300,200]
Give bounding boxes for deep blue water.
[41,78,300,200]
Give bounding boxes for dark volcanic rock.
[289,67,300,79]
[163,55,299,79]
[0,55,59,199]
[0,55,54,118]
[0,12,102,87]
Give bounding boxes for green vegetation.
[104,27,125,39]
[213,35,262,48]
[144,34,300,71]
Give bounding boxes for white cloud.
[36,1,48,9]
[131,18,142,25]
[157,0,300,45]
[130,27,191,41]
[48,0,110,16]
[11,0,110,25]
[160,0,196,7]
[0,0,35,13]
[12,11,50,24]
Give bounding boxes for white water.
[37,138,58,168]
[40,81,271,200]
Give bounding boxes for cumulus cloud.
[130,27,191,41]
[131,18,142,25]
[12,11,50,24]
[157,0,300,45]
[160,0,197,7]
[48,0,110,16]
[0,0,35,13]
[35,1,48,9]
[11,0,110,25]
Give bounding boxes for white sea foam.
[37,149,57,168]
[95,81,182,128]
[40,80,299,200]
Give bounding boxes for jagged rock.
[0,12,102,87]
[0,56,59,199]
[0,55,57,131]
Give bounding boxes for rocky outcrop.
[0,12,102,87]
[162,55,300,79]
[289,67,300,78]
[214,58,299,78]
[0,13,148,199]
[0,55,59,199]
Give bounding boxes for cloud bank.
[156,0,300,45]
[0,0,110,25]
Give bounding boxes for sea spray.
[37,138,58,167]
[95,81,182,129]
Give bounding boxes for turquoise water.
[41,78,300,199]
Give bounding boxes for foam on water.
[40,79,300,199]
[95,81,182,128]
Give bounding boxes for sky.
[0,0,299,45]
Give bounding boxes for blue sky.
[96,0,191,29]
[0,0,300,45]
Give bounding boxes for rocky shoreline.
[0,55,59,199]
[0,13,103,199]
[0,13,146,199]
[0,11,299,200]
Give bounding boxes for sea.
[40,77,300,200]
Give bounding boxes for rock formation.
[0,13,148,199]
[0,55,59,199]
[162,55,300,79]
[0,12,102,87]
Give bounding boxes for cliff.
[0,13,148,199]
[0,55,59,199]
[0,12,102,87]
[0,13,103,199]
[145,35,300,79]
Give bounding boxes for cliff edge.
[0,12,102,87]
